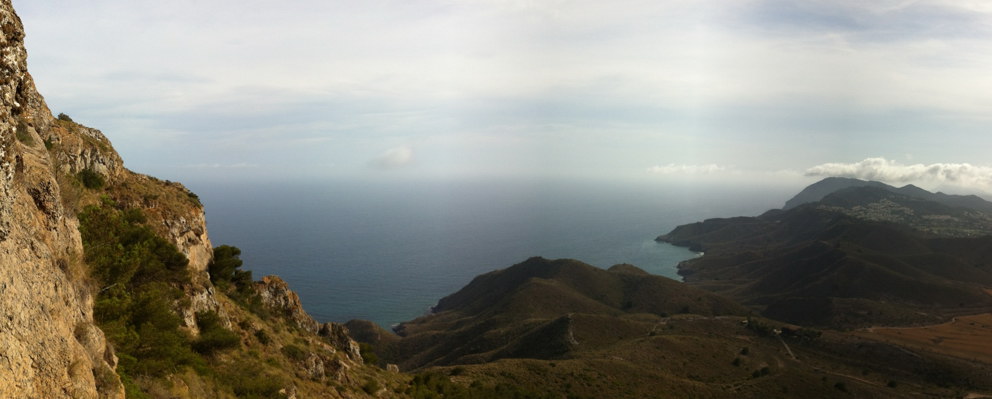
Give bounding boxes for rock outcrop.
[319,322,362,362]
[255,275,321,333]
[254,276,364,363]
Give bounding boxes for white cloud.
[647,163,727,175]
[370,146,415,170]
[805,157,992,193]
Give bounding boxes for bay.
[186,178,789,328]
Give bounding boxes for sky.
[13,0,992,194]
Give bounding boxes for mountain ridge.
[659,178,992,328]
[784,176,992,213]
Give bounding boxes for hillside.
[348,257,992,398]
[384,257,748,370]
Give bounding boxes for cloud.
[370,146,414,170]
[647,163,727,175]
[805,157,992,192]
[17,1,992,182]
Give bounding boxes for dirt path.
[777,335,797,361]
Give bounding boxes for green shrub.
[362,379,381,394]
[77,169,105,190]
[187,191,202,207]
[254,329,271,345]
[209,245,245,285]
[359,342,379,365]
[223,363,288,398]
[208,245,267,314]
[58,112,74,122]
[192,311,240,355]
[15,121,32,144]
[281,344,307,362]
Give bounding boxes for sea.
[185,178,794,328]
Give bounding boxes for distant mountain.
[784,177,890,209]
[784,177,992,214]
[780,178,992,237]
[660,192,992,328]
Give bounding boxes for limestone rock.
[254,275,319,333]
[319,322,362,362]
[303,352,326,380]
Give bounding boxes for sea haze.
[188,178,790,328]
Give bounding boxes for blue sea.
[186,178,791,328]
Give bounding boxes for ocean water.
[186,178,789,328]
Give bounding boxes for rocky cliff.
[0,3,123,398]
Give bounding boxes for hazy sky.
[14,0,992,193]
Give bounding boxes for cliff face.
[0,3,123,398]
[0,1,217,395]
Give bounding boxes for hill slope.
[385,257,747,370]
[352,257,992,398]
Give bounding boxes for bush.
[208,245,266,313]
[362,379,381,394]
[209,245,245,285]
[222,363,288,398]
[15,121,32,144]
[58,112,74,122]
[281,344,307,362]
[187,191,202,207]
[77,169,105,190]
[359,342,379,365]
[254,329,271,345]
[192,311,240,355]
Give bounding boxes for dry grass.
[856,313,992,364]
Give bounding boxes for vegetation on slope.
[78,197,546,398]
[78,199,346,398]
[78,198,211,395]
